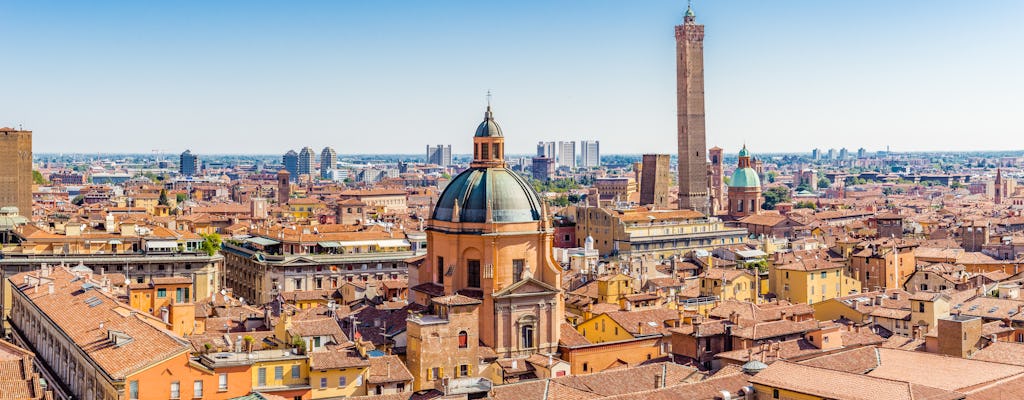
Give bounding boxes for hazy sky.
[3,1,1022,155]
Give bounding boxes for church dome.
[474,106,503,137]
[731,167,761,188]
[432,167,543,223]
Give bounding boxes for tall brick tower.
[708,146,724,213]
[0,128,32,216]
[675,3,709,214]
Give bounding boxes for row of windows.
[129,375,226,400]
[317,375,360,388]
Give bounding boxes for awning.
[318,241,342,248]
[108,240,123,245]
[245,237,281,246]
[338,239,411,248]
[145,240,178,249]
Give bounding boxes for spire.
[485,90,494,120]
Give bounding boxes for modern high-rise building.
[179,149,200,177]
[827,148,837,160]
[425,144,452,166]
[839,147,849,159]
[537,141,556,158]
[298,147,316,177]
[320,146,337,179]
[857,147,867,158]
[640,154,670,209]
[675,4,709,214]
[812,148,821,160]
[580,140,600,168]
[531,157,555,182]
[282,150,299,181]
[0,128,32,215]
[557,141,576,169]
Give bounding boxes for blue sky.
[2,1,1022,155]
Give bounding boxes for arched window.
[521,325,535,349]
[458,331,468,348]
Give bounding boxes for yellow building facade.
[771,260,862,305]
[699,268,758,303]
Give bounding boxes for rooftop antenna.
[486,90,493,108]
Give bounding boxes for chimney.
[47,283,54,295]
[638,322,644,335]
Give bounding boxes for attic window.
[107,330,134,347]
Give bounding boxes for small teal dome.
[731,168,761,188]
[742,359,768,374]
[738,146,750,157]
[474,106,503,137]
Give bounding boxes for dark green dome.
[474,106,503,137]
[433,168,542,223]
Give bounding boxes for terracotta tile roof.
[737,213,791,227]
[280,289,332,302]
[542,362,703,398]
[367,355,413,384]
[604,309,680,336]
[731,319,820,340]
[558,322,591,347]
[971,342,1024,366]
[309,347,370,369]
[715,338,822,363]
[750,361,963,400]
[10,267,190,380]
[431,294,481,306]
[598,367,751,400]
[699,268,753,282]
[288,314,348,344]
[798,346,880,374]
[774,258,845,271]
[880,336,926,351]
[868,348,1024,391]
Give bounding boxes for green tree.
[795,183,811,193]
[200,233,222,256]
[762,186,791,210]
[71,195,85,206]
[549,195,570,207]
[158,189,169,206]
[32,170,47,185]
[817,177,831,188]
[176,193,187,203]
[795,201,817,210]
[766,171,778,183]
